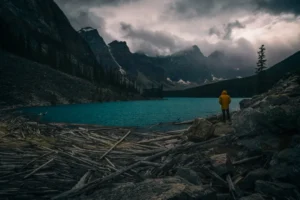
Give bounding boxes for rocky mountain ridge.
[78,27,254,89]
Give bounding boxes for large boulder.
[79,177,217,200]
[233,75,300,136]
[232,105,300,136]
[239,99,252,109]
[265,95,290,106]
[209,153,233,176]
[213,122,235,137]
[185,118,214,142]
[269,147,300,187]
[231,108,265,135]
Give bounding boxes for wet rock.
[238,168,270,190]
[175,167,201,185]
[232,108,265,135]
[266,95,289,106]
[80,177,217,200]
[239,194,265,200]
[240,99,252,109]
[269,148,300,187]
[213,122,235,137]
[210,153,233,176]
[255,180,297,198]
[185,118,214,142]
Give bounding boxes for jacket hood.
[221,90,227,95]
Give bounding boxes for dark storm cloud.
[256,0,300,15]
[120,22,189,55]
[54,0,117,43]
[68,11,114,42]
[55,0,140,8]
[223,20,246,40]
[209,26,221,37]
[168,0,300,18]
[208,20,246,40]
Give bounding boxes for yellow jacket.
[219,90,231,109]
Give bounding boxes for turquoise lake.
[21,98,243,129]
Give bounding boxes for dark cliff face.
[157,45,211,83]
[78,28,122,72]
[108,41,166,86]
[0,0,103,83]
[207,50,254,79]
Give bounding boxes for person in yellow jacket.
[219,90,231,123]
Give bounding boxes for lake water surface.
[21,98,243,128]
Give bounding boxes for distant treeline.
[164,51,300,98]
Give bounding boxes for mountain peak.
[173,45,204,57]
[108,40,131,54]
[208,50,225,59]
[192,45,201,52]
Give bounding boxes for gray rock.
[210,153,233,176]
[175,167,201,185]
[239,194,265,200]
[185,118,214,142]
[269,148,300,187]
[232,108,265,135]
[238,168,270,190]
[255,180,297,198]
[79,177,217,200]
[266,95,289,106]
[213,122,235,137]
[240,99,252,109]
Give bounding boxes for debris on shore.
[0,74,299,200]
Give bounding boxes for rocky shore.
[0,74,299,200]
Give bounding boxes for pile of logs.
[0,114,266,200]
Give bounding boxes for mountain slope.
[0,0,103,83]
[207,50,254,79]
[78,27,126,75]
[0,50,136,107]
[157,45,212,83]
[108,42,214,87]
[164,51,300,97]
[108,41,166,88]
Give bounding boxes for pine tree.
[255,44,268,94]
[255,44,267,74]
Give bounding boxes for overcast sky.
[55,0,300,66]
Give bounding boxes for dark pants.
[222,109,230,122]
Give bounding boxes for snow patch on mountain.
[211,74,225,81]
[166,77,172,82]
[108,46,126,75]
[178,79,191,85]
[78,27,95,33]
